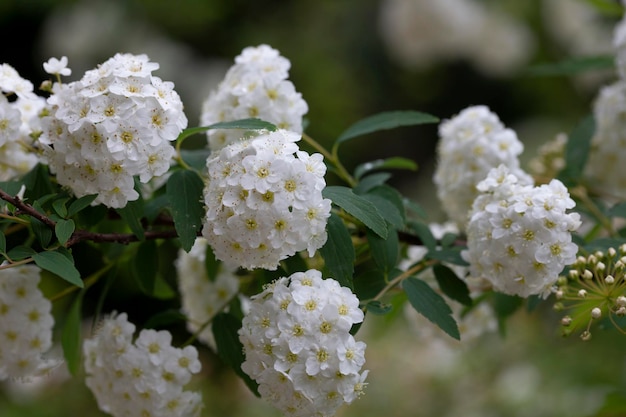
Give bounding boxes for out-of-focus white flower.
[38,53,187,208]
[83,312,203,417]
[462,165,581,298]
[200,44,308,151]
[433,105,531,229]
[378,0,534,77]
[175,238,240,351]
[43,56,72,76]
[239,270,368,417]
[0,264,60,380]
[202,129,330,271]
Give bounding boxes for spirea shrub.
[0,264,59,380]
[38,53,188,208]
[433,105,532,229]
[200,44,308,151]
[202,129,331,270]
[83,312,203,417]
[462,165,581,297]
[238,269,368,417]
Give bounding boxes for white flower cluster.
[202,129,331,270]
[84,312,203,417]
[200,44,308,151]
[378,0,533,77]
[239,270,368,417]
[38,53,188,208]
[433,105,532,229]
[462,165,581,298]
[0,264,59,380]
[175,238,240,350]
[0,64,44,181]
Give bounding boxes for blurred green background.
[1,0,625,416]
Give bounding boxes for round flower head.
[202,129,331,270]
[0,63,44,181]
[83,312,203,417]
[239,270,368,417]
[462,165,581,298]
[585,80,626,200]
[175,238,240,351]
[200,44,308,151]
[433,105,532,229]
[0,264,60,380]
[38,53,188,208]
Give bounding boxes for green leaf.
[52,197,69,218]
[213,312,260,397]
[403,276,460,340]
[132,240,159,295]
[180,148,213,172]
[0,230,5,254]
[166,169,205,252]
[143,309,187,329]
[557,114,595,185]
[407,220,436,251]
[403,198,427,219]
[353,269,388,300]
[204,243,220,282]
[116,196,145,241]
[353,172,392,194]
[0,180,24,197]
[62,291,84,376]
[362,186,406,228]
[426,247,469,266]
[322,186,387,239]
[7,245,35,260]
[31,218,52,248]
[491,292,523,336]
[527,55,614,77]
[354,157,417,180]
[607,202,626,219]
[366,228,399,274]
[32,250,83,288]
[55,219,75,246]
[320,213,355,289]
[22,163,54,198]
[67,194,97,217]
[177,118,278,143]
[433,264,472,306]
[336,110,439,144]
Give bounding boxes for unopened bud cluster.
[239,270,368,417]
[553,246,626,341]
[83,312,203,417]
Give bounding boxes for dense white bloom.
[0,64,44,180]
[38,53,187,208]
[462,165,581,298]
[175,238,240,350]
[200,44,308,151]
[0,264,60,380]
[43,56,72,76]
[83,312,203,417]
[239,270,368,417]
[202,129,330,270]
[433,105,532,229]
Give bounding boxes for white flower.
[83,312,203,417]
[433,105,532,229]
[175,238,240,351]
[43,56,72,76]
[38,53,187,208]
[200,44,308,151]
[239,270,367,417]
[202,129,330,270]
[0,265,60,381]
[462,165,581,298]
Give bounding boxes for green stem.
[49,264,113,302]
[572,186,616,237]
[302,133,356,187]
[371,259,437,302]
